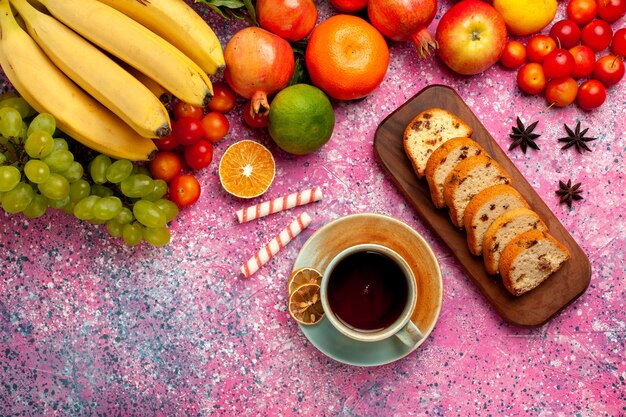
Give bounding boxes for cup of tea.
[320,243,423,346]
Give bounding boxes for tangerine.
[218,140,275,199]
[305,14,389,101]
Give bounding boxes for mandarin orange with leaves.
[305,14,389,101]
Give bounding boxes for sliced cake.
[403,108,473,179]
[482,207,548,275]
[500,229,570,296]
[463,184,530,256]
[424,137,485,208]
[442,154,513,228]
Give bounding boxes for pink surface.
[1,1,625,415]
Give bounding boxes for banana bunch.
[0,0,224,161]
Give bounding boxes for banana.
[37,0,213,107]
[123,64,173,106]
[97,0,225,75]
[10,0,171,139]
[0,0,157,161]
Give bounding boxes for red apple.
[435,0,507,75]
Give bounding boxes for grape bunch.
[0,93,178,246]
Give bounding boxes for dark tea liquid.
[327,250,408,332]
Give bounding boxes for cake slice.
[442,154,512,228]
[463,184,530,256]
[500,229,570,296]
[403,108,473,179]
[424,137,485,208]
[482,207,548,275]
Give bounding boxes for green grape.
[106,159,133,183]
[88,218,107,225]
[18,122,28,142]
[42,149,74,173]
[92,196,122,220]
[89,154,111,184]
[106,220,124,238]
[24,160,50,184]
[48,195,70,209]
[73,195,99,220]
[120,174,154,198]
[90,184,114,197]
[154,199,178,223]
[2,182,34,213]
[0,191,4,202]
[0,107,23,138]
[122,221,143,246]
[38,173,70,200]
[61,161,83,182]
[133,199,166,228]
[27,113,56,136]
[0,166,21,192]
[143,226,170,246]
[23,193,48,218]
[69,179,90,202]
[143,179,167,201]
[132,164,151,176]
[114,207,134,225]
[24,131,54,158]
[0,96,34,118]
[52,138,68,151]
[62,202,75,216]
[0,152,7,165]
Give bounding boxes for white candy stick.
[236,187,322,223]
[240,212,312,278]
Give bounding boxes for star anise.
[509,117,540,153]
[558,121,596,153]
[556,179,584,207]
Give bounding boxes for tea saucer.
[292,213,443,367]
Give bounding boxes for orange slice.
[218,140,275,198]
[288,283,324,325]
[287,267,322,296]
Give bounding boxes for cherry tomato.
[149,151,182,182]
[545,77,579,107]
[567,0,598,25]
[200,112,230,143]
[208,82,236,114]
[183,139,213,170]
[172,116,204,146]
[153,133,178,151]
[612,28,626,56]
[527,35,557,63]
[577,79,607,110]
[517,63,547,94]
[242,100,269,128]
[173,101,203,120]
[168,175,201,207]
[569,45,597,78]
[542,49,576,79]
[581,20,613,52]
[500,40,527,69]
[596,0,626,22]
[593,55,625,86]
[549,20,581,49]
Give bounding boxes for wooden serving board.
[373,84,591,327]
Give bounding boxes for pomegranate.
[224,27,295,117]
[368,0,438,58]
[329,0,368,13]
[256,0,318,42]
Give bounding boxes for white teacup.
[320,243,423,346]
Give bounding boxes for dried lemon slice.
[287,267,322,296]
[288,283,324,325]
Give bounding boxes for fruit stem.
[411,27,438,60]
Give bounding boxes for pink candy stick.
[240,212,312,278]
[236,187,322,223]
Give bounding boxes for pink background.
[1,1,625,415]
